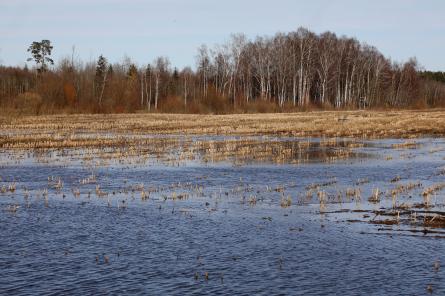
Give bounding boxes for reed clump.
[280,196,292,208]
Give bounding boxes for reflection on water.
[1,136,373,167]
[1,136,445,295]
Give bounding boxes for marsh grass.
[2,112,445,239]
[2,110,445,149]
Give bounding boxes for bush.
[245,99,279,113]
[14,92,43,114]
[159,96,186,113]
[202,88,231,114]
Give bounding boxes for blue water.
[1,137,444,295]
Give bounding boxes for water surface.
[1,136,444,295]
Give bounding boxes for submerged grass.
[2,110,445,235]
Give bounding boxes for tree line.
[1,28,445,114]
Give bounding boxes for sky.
[1,0,444,70]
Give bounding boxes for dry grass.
[0,110,444,153]
[1,110,445,138]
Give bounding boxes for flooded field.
[1,134,445,295]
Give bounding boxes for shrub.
[159,96,185,113]
[14,92,43,114]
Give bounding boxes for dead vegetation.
[1,110,445,150]
[2,110,445,235]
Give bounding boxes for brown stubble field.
[1,110,445,148]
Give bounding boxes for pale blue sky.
[1,0,444,70]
